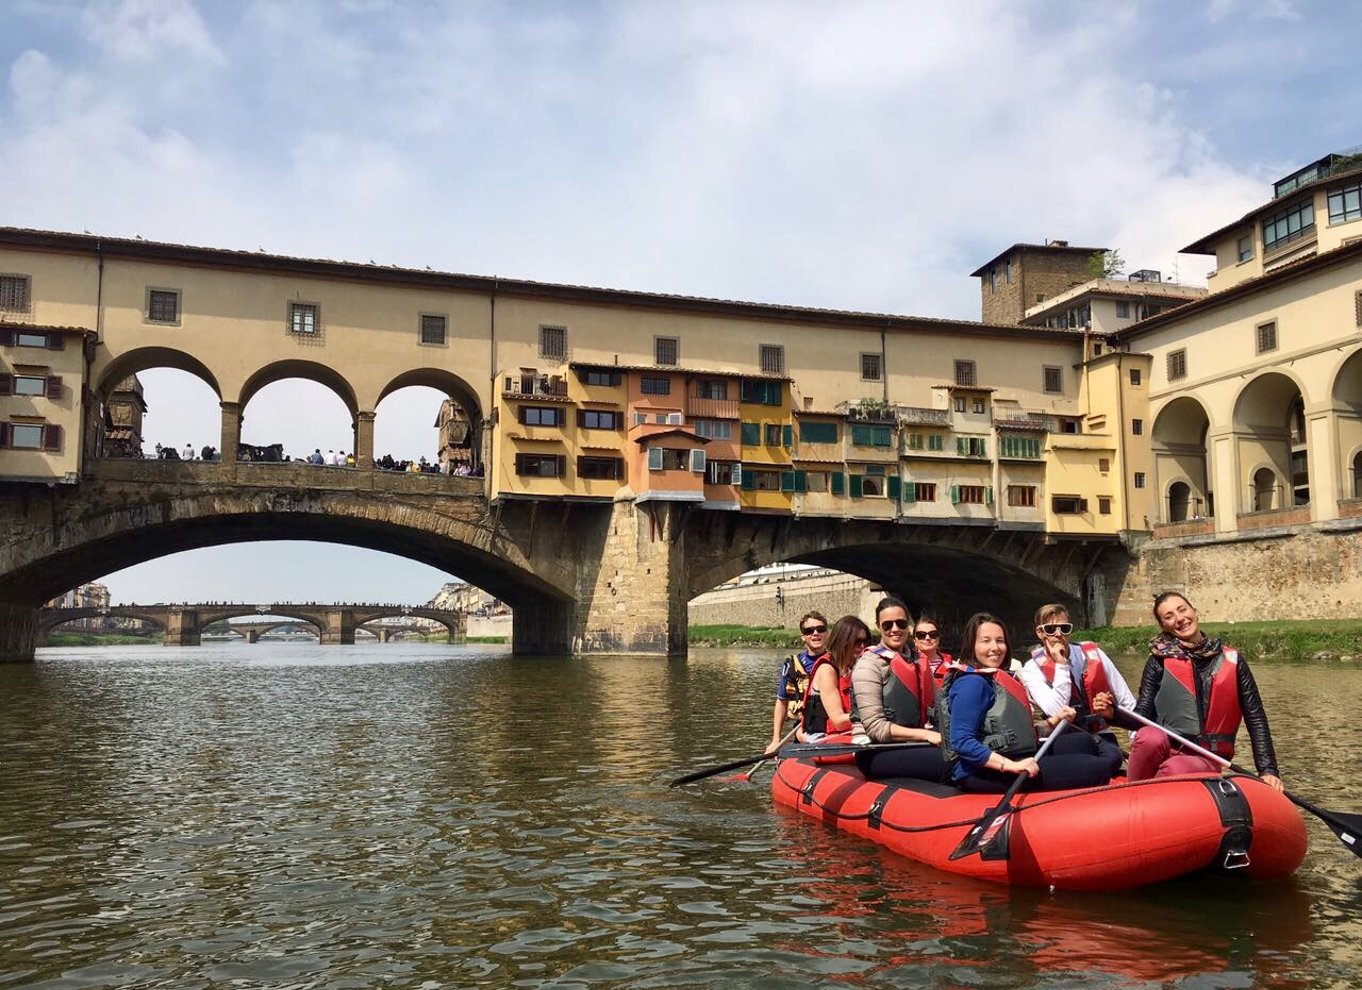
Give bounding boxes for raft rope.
[773,760,1243,835]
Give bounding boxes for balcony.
[686,395,741,420]
[503,375,569,400]
[995,414,1058,432]
[837,399,897,423]
[898,406,951,426]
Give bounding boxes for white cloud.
[79,0,224,64]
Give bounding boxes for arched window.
[1353,452,1362,499]
[1252,468,1278,512]
[1167,481,1191,523]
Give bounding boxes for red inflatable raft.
[771,758,1307,891]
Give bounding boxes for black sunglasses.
[853,637,869,647]
[879,618,909,631]
[1040,622,1074,636]
[914,630,939,640]
[801,624,827,635]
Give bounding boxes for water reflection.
[0,644,1358,989]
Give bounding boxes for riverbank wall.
[687,570,880,630]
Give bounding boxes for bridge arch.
[39,606,167,637]
[238,360,360,420]
[374,368,484,470]
[95,346,223,402]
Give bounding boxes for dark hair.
[875,596,909,622]
[798,610,828,630]
[959,612,1009,667]
[825,615,872,676]
[913,614,940,631]
[1152,592,1192,624]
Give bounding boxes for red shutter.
[43,424,62,451]
[46,375,63,399]
[46,332,64,350]
[0,373,12,396]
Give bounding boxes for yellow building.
[0,321,90,484]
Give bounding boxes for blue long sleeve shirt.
[947,674,1000,781]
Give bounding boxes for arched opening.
[238,362,360,465]
[1252,467,1279,511]
[1167,481,1192,523]
[375,370,483,476]
[1233,372,1308,514]
[1353,452,1362,499]
[93,349,223,462]
[1151,397,1212,523]
[1331,349,1362,504]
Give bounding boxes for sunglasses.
[914,630,939,640]
[1040,622,1074,636]
[853,637,869,647]
[879,618,909,631]
[801,624,827,635]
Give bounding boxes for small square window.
[763,423,782,446]
[1132,418,1144,436]
[1237,234,1254,263]
[1098,496,1112,515]
[0,274,31,313]
[1167,349,1187,381]
[1043,366,1062,394]
[640,376,671,395]
[655,336,679,366]
[540,325,567,360]
[972,398,986,414]
[954,360,977,387]
[953,396,966,413]
[916,482,937,502]
[1134,472,1146,489]
[1256,321,1277,354]
[420,314,447,345]
[289,302,319,336]
[147,288,180,324]
[9,423,46,449]
[1129,368,1142,386]
[1115,301,1130,319]
[1098,457,1110,473]
[759,344,784,375]
[860,352,882,381]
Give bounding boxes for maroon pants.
[1127,726,1221,781]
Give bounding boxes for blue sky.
[3,0,1358,604]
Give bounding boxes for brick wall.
[689,572,880,629]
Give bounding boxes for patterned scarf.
[1150,631,1224,662]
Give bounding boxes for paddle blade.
[949,800,1013,861]
[1291,795,1362,858]
[668,753,764,787]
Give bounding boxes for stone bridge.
[0,459,1136,661]
[39,600,465,646]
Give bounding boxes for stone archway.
[1167,481,1192,522]
[1151,396,1212,523]
[1251,466,1279,511]
[1233,371,1309,514]
[375,368,485,474]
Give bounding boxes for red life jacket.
[800,654,853,737]
[924,651,955,685]
[1032,641,1115,732]
[1154,647,1243,758]
[855,643,935,728]
[940,665,1038,764]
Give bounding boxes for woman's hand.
[1261,773,1285,794]
[1003,756,1040,776]
[1045,706,1077,731]
[1091,691,1115,718]
[921,729,942,747]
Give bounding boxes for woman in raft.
[849,597,948,781]
[1122,592,1284,792]
[940,612,1120,793]
[912,613,954,684]
[796,615,869,743]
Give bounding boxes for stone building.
[970,241,1106,326]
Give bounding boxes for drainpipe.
[1114,348,1130,532]
[486,279,498,495]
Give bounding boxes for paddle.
[948,718,1070,861]
[669,738,930,787]
[735,726,800,783]
[1122,709,1362,859]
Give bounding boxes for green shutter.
[903,480,916,503]
[986,486,994,505]
[929,434,943,451]
[741,469,756,491]
[794,470,807,493]
[875,426,892,448]
[950,484,961,504]
[648,446,663,471]
[908,433,923,450]
[850,474,864,498]
[888,476,901,500]
[741,422,759,446]
[781,470,795,492]
[830,471,845,495]
[783,424,793,448]
[980,439,987,457]
[851,424,869,446]
[956,436,967,455]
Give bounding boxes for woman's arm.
[851,656,893,742]
[814,663,851,732]
[1237,656,1281,780]
[947,677,999,772]
[1108,656,1161,730]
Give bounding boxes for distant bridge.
[38,601,466,647]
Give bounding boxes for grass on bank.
[47,632,160,647]
[691,620,1362,662]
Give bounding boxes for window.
[707,460,739,485]
[655,336,679,366]
[906,432,923,450]
[695,379,727,400]
[0,274,30,313]
[972,398,986,414]
[519,406,565,427]
[12,330,52,348]
[861,352,883,381]
[740,379,782,405]
[1035,293,1046,304]
[1138,304,1162,320]
[927,434,944,452]
[648,447,690,471]
[420,314,447,345]
[1261,199,1314,252]
[5,423,47,449]
[540,325,567,360]
[147,289,180,324]
[988,268,997,293]
[1043,366,1062,394]
[1134,472,1147,488]
[1167,349,1187,381]
[515,453,564,477]
[12,375,46,396]
[1007,485,1036,507]
[289,302,319,336]
[1060,418,1080,434]
[1098,457,1110,473]
[640,377,671,395]
[1005,258,1013,284]
[999,435,1040,458]
[759,344,785,375]
[956,485,986,505]
[578,409,622,430]
[851,423,892,448]
[577,456,622,480]
[914,482,937,502]
[1115,301,1130,319]
[741,421,759,445]
[1098,496,1112,515]
[954,360,977,387]
[751,469,782,491]
[804,471,828,493]
[1094,344,1103,356]
[763,423,783,446]
[581,369,622,387]
[1130,368,1142,386]
[953,396,966,413]
[1051,495,1087,514]
[1237,234,1255,263]
[1256,321,1278,354]
[1131,418,1144,436]
[861,474,886,498]
[693,418,732,440]
[957,436,987,457]
[1328,181,1362,225]
[799,421,838,444]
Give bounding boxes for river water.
[2,643,1360,989]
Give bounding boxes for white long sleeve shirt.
[1018,642,1137,718]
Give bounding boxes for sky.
[4,0,1359,604]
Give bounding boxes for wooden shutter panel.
[615,458,625,481]
[956,437,967,455]
[849,474,863,498]
[951,484,961,504]
[888,476,902,500]
[903,480,916,503]
[741,468,755,491]
[648,446,663,470]
[0,373,12,396]
[782,424,793,448]
[690,449,706,473]
[741,422,759,446]
[556,455,566,477]
[46,375,62,399]
[517,407,529,425]
[576,410,587,428]
[780,471,795,492]
[793,470,807,493]
[0,423,10,447]
[514,453,525,474]
[46,332,63,350]
[830,471,844,495]
[43,424,62,450]
[0,327,14,347]
[986,486,994,505]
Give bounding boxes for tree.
[1087,249,1125,279]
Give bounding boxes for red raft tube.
[771,758,1307,892]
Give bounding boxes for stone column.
[245,629,260,644]
[1208,430,1239,534]
[0,603,38,662]
[164,610,202,646]
[319,609,355,645]
[1308,408,1340,523]
[355,412,375,469]
[219,401,241,481]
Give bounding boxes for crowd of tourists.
[768,593,1283,794]
[145,442,480,475]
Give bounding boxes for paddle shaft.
[742,725,800,781]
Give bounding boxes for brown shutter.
[46,375,63,399]
[555,408,566,427]
[517,407,529,425]
[43,424,62,451]
[46,332,63,350]
[615,458,625,481]
[0,423,9,447]
[556,455,566,477]
[576,410,586,428]
[0,374,11,396]
[0,327,14,347]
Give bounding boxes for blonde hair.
[1033,603,1070,628]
